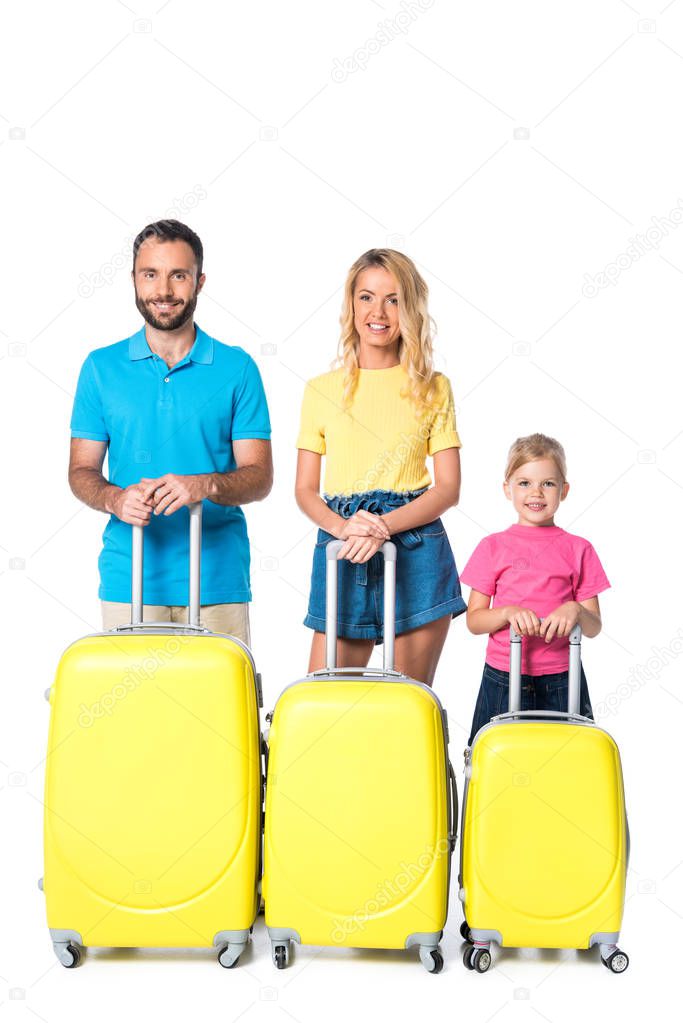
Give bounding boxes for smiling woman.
[294,248,466,685]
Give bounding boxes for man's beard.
[135,290,198,331]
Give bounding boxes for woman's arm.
[295,450,346,535]
[295,450,388,540]
[380,447,461,535]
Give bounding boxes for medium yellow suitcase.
[459,625,629,974]
[42,504,263,968]
[263,541,457,972]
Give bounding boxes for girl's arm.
[540,596,602,642]
[294,450,388,540]
[466,588,542,637]
[380,448,461,535]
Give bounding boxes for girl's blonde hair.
[505,433,567,482]
[337,248,437,417]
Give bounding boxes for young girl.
[461,433,610,743]
[295,248,466,684]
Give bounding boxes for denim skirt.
[304,489,466,642]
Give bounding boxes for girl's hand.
[337,511,390,541]
[504,606,541,636]
[540,602,581,643]
[338,534,385,564]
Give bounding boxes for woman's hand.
[337,510,390,541]
[503,606,541,636]
[539,602,581,642]
[338,534,386,564]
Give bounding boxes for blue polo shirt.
[71,324,271,605]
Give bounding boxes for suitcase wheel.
[418,944,444,973]
[463,944,491,973]
[602,949,629,974]
[273,943,289,970]
[459,920,472,942]
[217,943,243,969]
[58,943,82,969]
[427,949,444,974]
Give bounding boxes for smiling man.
[69,219,273,642]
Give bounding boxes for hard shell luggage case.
[42,503,263,968]
[263,540,457,973]
[459,624,629,974]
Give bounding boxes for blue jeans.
[468,662,594,745]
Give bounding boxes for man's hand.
[539,602,581,643]
[110,484,154,526]
[139,474,209,516]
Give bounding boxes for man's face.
[133,237,205,331]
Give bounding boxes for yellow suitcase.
[459,625,629,974]
[42,504,263,968]
[263,541,457,973]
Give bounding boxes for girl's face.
[504,457,569,527]
[353,267,402,353]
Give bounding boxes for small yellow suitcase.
[42,504,263,968]
[263,541,457,972]
[459,625,629,974]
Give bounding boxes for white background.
[0,0,680,1019]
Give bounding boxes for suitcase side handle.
[448,760,458,851]
[131,502,202,627]
[509,620,582,715]
[324,539,397,672]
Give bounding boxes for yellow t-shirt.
[296,365,461,496]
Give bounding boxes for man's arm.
[140,438,273,516]
[208,438,273,505]
[68,438,153,526]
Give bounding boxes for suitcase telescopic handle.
[131,502,202,627]
[509,620,582,715]
[324,539,397,672]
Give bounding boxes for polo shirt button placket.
[159,365,173,410]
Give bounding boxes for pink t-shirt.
[460,524,610,675]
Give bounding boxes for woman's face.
[353,267,402,352]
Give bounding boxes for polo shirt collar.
[189,325,214,364]
[128,324,214,365]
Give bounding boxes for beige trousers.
[101,601,251,646]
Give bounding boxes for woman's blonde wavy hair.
[336,248,438,418]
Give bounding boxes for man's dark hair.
[132,219,204,276]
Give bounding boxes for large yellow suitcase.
[263,541,456,972]
[42,504,263,968]
[459,625,628,974]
